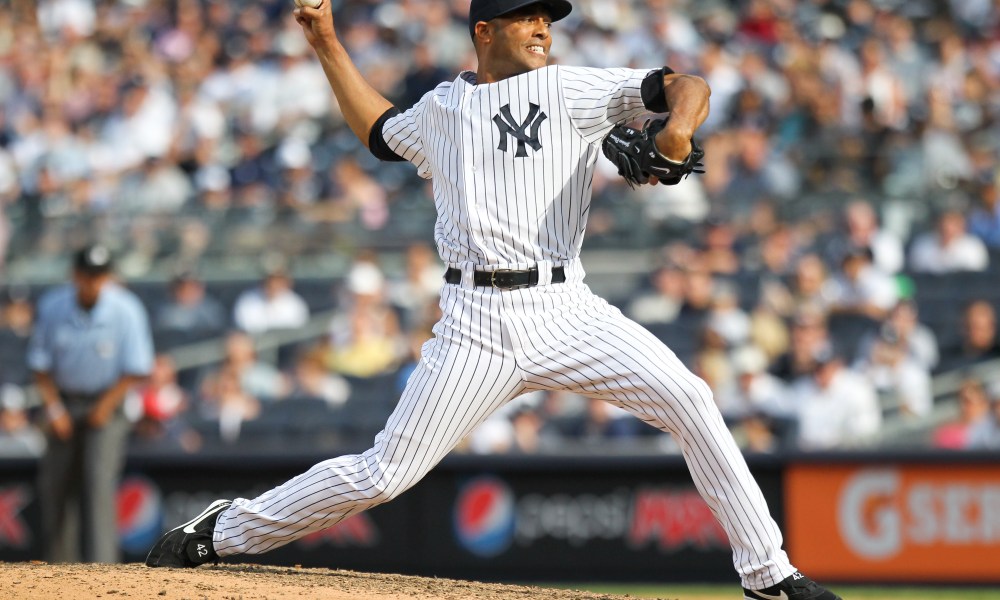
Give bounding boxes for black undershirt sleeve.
[367,107,406,162]
[640,66,675,114]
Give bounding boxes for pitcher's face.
[482,6,553,77]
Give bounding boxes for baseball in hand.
[294,0,323,7]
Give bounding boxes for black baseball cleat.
[744,572,843,600]
[145,499,232,568]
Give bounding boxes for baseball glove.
[601,118,704,188]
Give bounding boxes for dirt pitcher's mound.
[0,562,661,600]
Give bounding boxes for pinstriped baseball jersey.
[209,62,799,590]
[382,65,650,268]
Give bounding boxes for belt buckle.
[491,269,530,290]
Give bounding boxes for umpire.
[28,244,154,562]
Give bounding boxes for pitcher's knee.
[650,375,716,412]
[360,453,419,504]
[363,473,412,504]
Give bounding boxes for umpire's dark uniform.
[27,245,154,562]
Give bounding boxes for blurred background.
[0,0,998,588]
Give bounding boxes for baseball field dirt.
[0,562,731,600]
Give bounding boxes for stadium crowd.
[1,0,1000,457]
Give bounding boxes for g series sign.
[787,464,1000,583]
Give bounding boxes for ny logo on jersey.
[493,103,547,157]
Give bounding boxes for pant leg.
[82,415,130,563]
[38,430,83,563]
[215,286,523,557]
[509,287,795,590]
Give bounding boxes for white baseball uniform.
[213,66,796,589]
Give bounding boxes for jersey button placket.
[462,87,487,257]
[464,92,482,202]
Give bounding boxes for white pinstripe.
[211,65,797,590]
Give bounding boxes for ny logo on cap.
[493,103,547,157]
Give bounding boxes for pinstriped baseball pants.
[213,261,796,589]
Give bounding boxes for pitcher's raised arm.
[294,3,393,148]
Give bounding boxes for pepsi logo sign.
[117,476,163,554]
[453,477,515,557]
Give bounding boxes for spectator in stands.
[968,178,1000,249]
[395,317,437,395]
[194,166,234,214]
[965,382,1000,450]
[465,392,552,455]
[939,300,1000,373]
[0,146,18,214]
[202,331,288,403]
[854,324,933,418]
[154,271,227,335]
[233,266,310,334]
[506,404,549,454]
[699,218,740,275]
[288,350,350,407]
[748,225,801,278]
[747,306,789,365]
[736,412,780,454]
[0,384,45,457]
[770,309,831,383]
[169,81,226,170]
[118,156,193,214]
[933,378,991,450]
[0,286,35,387]
[789,345,882,450]
[716,125,800,211]
[626,262,685,325]
[325,260,405,377]
[566,398,642,443]
[705,280,750,349]
[399,43,450,110]
[678,261,715,331]
[761,253,834,318]
[859,38,909,130]
[827,245,898,320]
[386,243,443,331]
[129,354,200,453]
[908,209,989,273]
[855,300,938,371]
[200,364,261,445]
[695,311,735,394]
[791,254,834,313]
[229,127,280,192]
[309,158,389,230]
[275,138,320,212]
[716,345,789,421]
[826,199,904,274]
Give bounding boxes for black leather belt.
[444,266,566,290]
[59,391,104,420]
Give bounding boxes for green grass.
[545,583,1000,600]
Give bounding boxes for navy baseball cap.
[469,0,573,38]
[73,244,114,275]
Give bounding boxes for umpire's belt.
[59,391,104,420]
[444,266,566,290]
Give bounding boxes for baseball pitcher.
[147,2,840,598]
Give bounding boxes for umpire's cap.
[73,243,114,276]
[469,0,573,38]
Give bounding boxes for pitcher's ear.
[473,21,492,44]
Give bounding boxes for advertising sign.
[0,484,32,551]
[786,463,1000,583]
[0,455,781,583]
[429,466,755,582]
